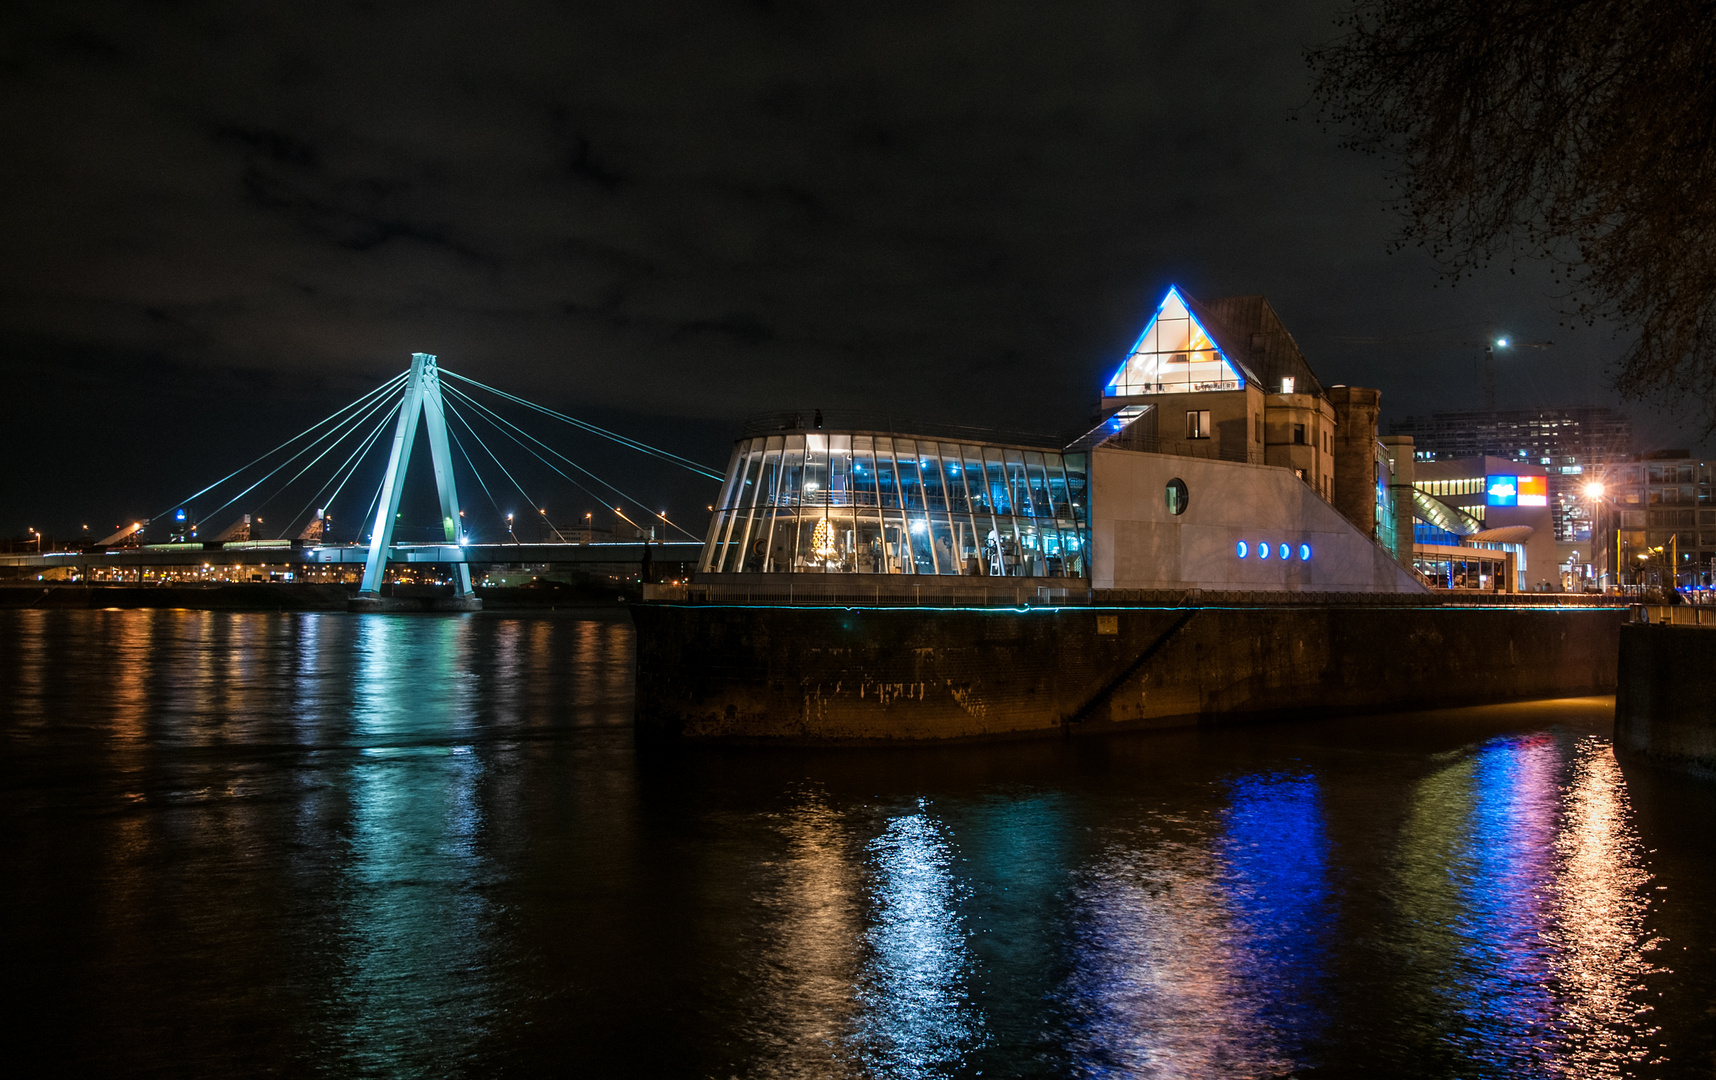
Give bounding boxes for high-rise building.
[1388,407,1632,541]
[1592,450,1714,591]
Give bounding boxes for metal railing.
[1632,604,1716,626]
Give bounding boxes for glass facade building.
[700,432,1089,578]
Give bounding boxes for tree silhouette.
[1309,0,1716,429]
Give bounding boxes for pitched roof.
[1189,294,1324,396]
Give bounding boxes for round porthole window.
[1279,543,1290,560]
[1300,543,1311,561]
[1165,478,1189,515]
[1236,541,1248,558]
[1258,541,1270,560]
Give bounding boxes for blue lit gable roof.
[1103,285,1259,396]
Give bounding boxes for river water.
[2,608,1713,1078]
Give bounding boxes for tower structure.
[357,352,477,604]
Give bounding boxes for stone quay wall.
[1615,622,1716,779]
[632,603,1626,743]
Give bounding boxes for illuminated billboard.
[1486,474,1548,507]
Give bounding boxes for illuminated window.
[1186,410,1212,439]
[1281,376,1296,394]
[1105,287,1245,396]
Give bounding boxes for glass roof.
[1105,287,1246,396]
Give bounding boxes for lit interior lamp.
[811,517,837,561]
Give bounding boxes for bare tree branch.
[1309,0,1716,430]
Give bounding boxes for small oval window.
[1165,478,1189,515]
[1236,541,1248,558]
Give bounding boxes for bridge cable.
[151,371,407,523]
[442,395,538,526]
[250,384,409,535]
[442,383,702,541]
[196,380,407,537]
[443,387,612,528]
[439,368,724,481]
[285,399,403,542]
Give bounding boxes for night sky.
[2,2,1700,538]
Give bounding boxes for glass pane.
[983,448,1012,515]
[919,442,947,513]
[928,511,957,574]
[1024,451,1051,520]
[1003,449,1032,519]
[906,512,935,573]
[1063,453,1088,525]
[895,440,925,511]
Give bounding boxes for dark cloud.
[0,0,1699,531]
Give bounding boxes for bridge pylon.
[351,352,480,612]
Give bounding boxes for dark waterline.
[2,609,1712,1078]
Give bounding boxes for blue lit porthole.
[1279,543,1290,560]
[1300,543,1311,561]
[1236,541,1248,558]
[1258,541,1270,560]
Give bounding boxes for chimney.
[1327,386,1382,537]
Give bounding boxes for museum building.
[695,285,1427,595]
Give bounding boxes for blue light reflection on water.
[1216,773,1332,1062]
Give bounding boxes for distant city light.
[1496,337,1509,347]
[1584,481,1605,498]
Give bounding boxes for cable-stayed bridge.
[5,353,716,610]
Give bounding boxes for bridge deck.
[0,541,702,570]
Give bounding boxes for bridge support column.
[354,352,479,609]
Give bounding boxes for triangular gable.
[1104,286,1249,397]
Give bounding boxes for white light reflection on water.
[749,792,866,1080]
[1548,737,1663,1077]
[1392,732,1661,1077]
[853,803,984,1078]
[1064,774,1330,1078]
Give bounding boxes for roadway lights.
[1496,337,1509,348]
[1584,482,1606,498]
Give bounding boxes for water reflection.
[749,792,865,1080]
[1065,774,1330,1078]
[1392,733,1660,1076]
[0,613,1696,1077]
[330,616,498,1075]
[854,803,984,1078]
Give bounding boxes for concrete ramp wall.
[1090,446,1424,594]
